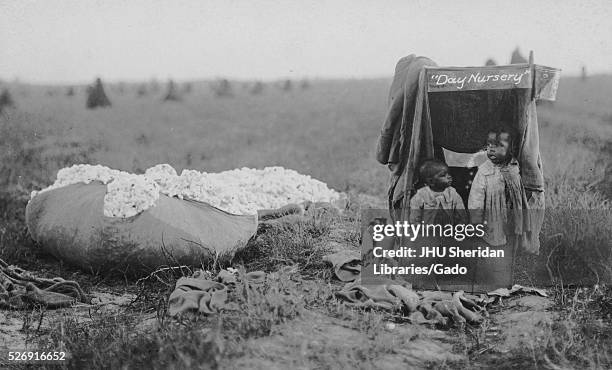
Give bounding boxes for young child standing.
[468,127,530,246]
[409,159,468,225]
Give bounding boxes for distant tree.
[282,79,292,91]
[510,47,528,64]
[86,78,112,109]
[250,81,264,95]
[0,88,15,113]
[150,78,160,93]
[137,84,148,97]
[213,79,233,97]
[485,58,497,66]
[163,79,181,101]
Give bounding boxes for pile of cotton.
[30,164,342,218]
[167,166,341,215]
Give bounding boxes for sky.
[1,0,611,84]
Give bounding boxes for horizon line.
[2,71,610,87]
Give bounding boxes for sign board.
[427,66,532,92]
[426,64,561,101]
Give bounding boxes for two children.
[410,126,529,245]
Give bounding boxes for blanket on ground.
[322,250,361,282]
[335,281,547,326]
[0,258,89,310]
[168,270,265,316]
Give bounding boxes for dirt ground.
[203,294,554,369]
[0,290,138,352]
[0,279,557,369]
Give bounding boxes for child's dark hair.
[419,159,448,182]
[486,124,518,154]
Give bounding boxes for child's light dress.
[468,158,530,247]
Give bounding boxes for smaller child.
[468,127,529,246]
[409,159,468,225]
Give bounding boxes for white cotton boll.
[145,164,179,194]
[145,164,177,177]
[145,164,178,183]
[103,175,160,218]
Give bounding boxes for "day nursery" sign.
[427,66,532,92]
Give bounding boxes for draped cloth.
[375,55,438,213]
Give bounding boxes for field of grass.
[0,75,610,369]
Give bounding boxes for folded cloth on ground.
[168,278,228,316]
[335,281,420,312]
[406,310,442,325]
[216,269,238,285]
[335,281,484,326]
[22,283,78,309]
[335,281,403,310]
[387,284,420,313]
[168,269,267,316]
[323,250,361,282]
[417,302,448,326]
[487,284,548,298]
[419,291,453,302]
[0,258,89,310]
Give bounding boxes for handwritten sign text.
[427,67,532,92]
